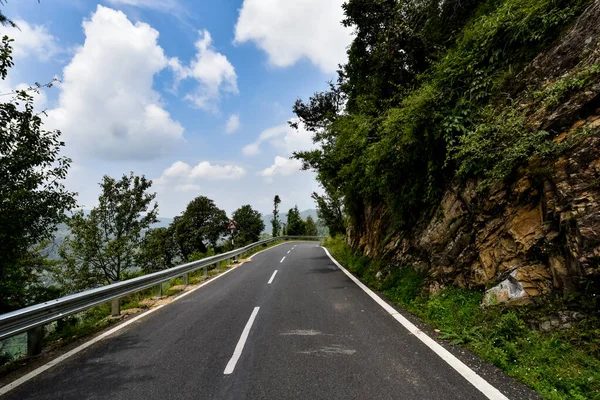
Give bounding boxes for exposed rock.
[508,206,544,251]
[482,264,552,305]
[483,272,527,306]
[346,2,600,306]
[536,311,586,332]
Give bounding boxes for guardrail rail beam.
[0,236,326,351]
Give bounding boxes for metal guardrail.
[0,236,324,353]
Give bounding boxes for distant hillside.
[46,216,174,260]
[261,209,327,236]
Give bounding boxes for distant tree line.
[270,198,320,237]
[54,176,267,295]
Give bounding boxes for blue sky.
[0,0,352,217]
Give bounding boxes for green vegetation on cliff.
[294,0,592,229]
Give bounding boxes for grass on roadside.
[324,236,600,400]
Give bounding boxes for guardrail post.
[183,273,189,286]
[27,326,43,357]
[111,298,120,317]
[156,283,163,297]
[215,262,220,272]
[203,266,208,276]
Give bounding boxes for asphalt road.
[1,242,537,399]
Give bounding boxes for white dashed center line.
[268,270,278,284]
[280,256,286,263]
[224,307,260,375]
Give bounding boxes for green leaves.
[312,191,344,237]
[271,195,281,237]
[232,205,265,246]
[57,173,158,292]
[286,206,305,236]
[293,0,589,231]
[0,39,76,311]
[171,196,228,261]
[136,227,177,274]
[304,215,319,236]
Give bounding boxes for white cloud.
[242,143,260,156]
[242,118,314,156]
[155,160,246,187]
[0,19,59,60]
[261,156,303,177]
[225,114,240,134]
[159,160,190,179]
[46,5,184,160]
[191,161,246,180]
[234,0,353,73]
[170,30,238,111]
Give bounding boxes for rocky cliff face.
[348,1,600,306]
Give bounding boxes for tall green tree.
[232,205,265,246]
[312,191,345,237]
[0,37,76,311]
[304,215,319,236]
[57,173,158,292]
[136,227,177,274]
[286,206,306,236]
[271,195,281,237]
[172,196,228,260]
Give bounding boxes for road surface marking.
[321,247,509,400]
[249,242,287,259]
[0,243,295,396]
[280,256,286,263]
[287,250,291,254]
[224,307,260,375]
[268,270,278,284]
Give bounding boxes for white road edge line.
[321,247,509,400]
[268,270,278,285]
[224,307,260,375]
[280,256,286,263]
[0,242,292,396]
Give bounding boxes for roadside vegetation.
[325,236,600,400]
